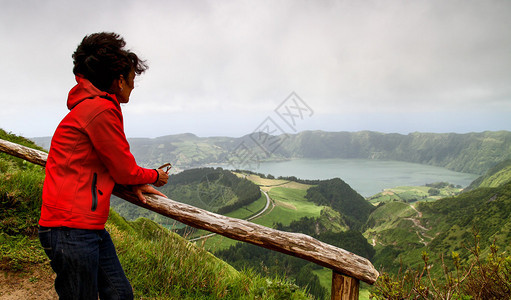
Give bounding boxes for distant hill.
[32,130,511,175]
[305,178,376,231]
[365,158,511,273]
[465,158,511,190]
[279,131,511,175]
[110,167,262,225]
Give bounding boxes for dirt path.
[404,203,431,246]
[0,265,57,300]
[409,203,423,218]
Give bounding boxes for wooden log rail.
[0,138,379,299]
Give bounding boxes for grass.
[198,185,325,250]
[240,173,311,192]
[200,235,242,253]
[365,201,416,231]
[311,268,330,297]
[188,193,267,250]
[0,137,48,274]
[367,184,463,204]
[311,268,372,300]
[107,210,312,299]
[225,193,267,220]
[0,234,47,271]
[199,176,320,251]
[255,187,325,228]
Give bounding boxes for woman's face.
[117,70,136,104]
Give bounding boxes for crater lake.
[244,159,479,197]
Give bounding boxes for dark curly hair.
[72,32,148,92]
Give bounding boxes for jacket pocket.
[91,173,98,212]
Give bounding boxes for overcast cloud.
[1,0,510,138]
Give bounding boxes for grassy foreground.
[107,210,311,299]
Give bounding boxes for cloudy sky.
[1,0,510,138]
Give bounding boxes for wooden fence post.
[331,271,359,300]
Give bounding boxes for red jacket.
[40,76,157,229]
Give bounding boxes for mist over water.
[246,159,479,197]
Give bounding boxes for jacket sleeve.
[84,106,158,185]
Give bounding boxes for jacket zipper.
[91,173,98,212]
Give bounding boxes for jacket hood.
[67,76,119,110]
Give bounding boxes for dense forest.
[305,178,376,230]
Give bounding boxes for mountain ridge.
[30,130,511,175]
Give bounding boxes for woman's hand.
[153,168,169,187]
[132,184,167,204]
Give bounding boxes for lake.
[245,159,479,197]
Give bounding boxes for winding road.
[188,189,272,242]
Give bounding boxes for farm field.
[198,174,325,251]
[367,183,463,204]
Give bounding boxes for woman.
[39,32,169,299]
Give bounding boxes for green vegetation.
[364,201,421,252]
[305,178,376,230]
[225,192,268,220]
[127,133,229,168]
[371,235,511,299]
[367,182,463,204]
[256,187,324,227]
[365,158,511,282]
[420,182,511,255]
[215,243,327,299]
[466,158,511,190]
[213,175,376,299]
[111,167,261,226]
[0,130,47,271]
[159,167,261,214]
[108,210,311,299]
[364,158,511,299]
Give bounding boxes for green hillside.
[305,178,376,230]
[466,158,511,190]
[367,181,463,204]
[106,210,311,299]
[110,167,261,227]
[362,159,511,297]
[0,129,311,299]
[365,161,511,276]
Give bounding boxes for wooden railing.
[0,138,379,299]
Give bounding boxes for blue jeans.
[39,226,134,300]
